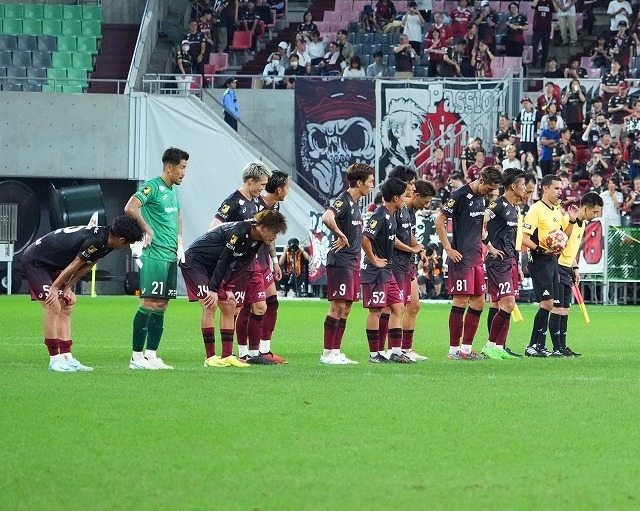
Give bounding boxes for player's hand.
[411,243,424,254]
[573,268,581,285]
[273,263,283,281]
[332,233,349,252]
[419,250,428,264]
[225,290,236,306]
[62,289,76,306]
[143,231,154,247]
[445,246,463,263]
[488,246,505,260]
[45,286,59,307]
[131,241,144,268]
[176,237,186,264]
[517,265,524,282]
[202,290,218,309]
[567,206,579,221]
[373,257,388,268]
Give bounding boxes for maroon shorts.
[447,263,486,296]
[262,268,275,290]
[23,259,63,301]
[392,268,413,305]
[362,277,404,308]
[404,276,416,304]
[244,270,267,305]
[182,265,237,303]
[486,258,519,302]
[327,266,360,302]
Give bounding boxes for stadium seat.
[0,36,17,51]
[23,4,44,20]
[83,6,103,21]
[491,67,509,79]
[6,66,27,83]
[57,36,77,52]
[342,11,360,23]
[203,63,216,86]
[42,20,63,36]
[2,82,23,91]
[359,54,371,67]
[2,19,23,35]
[72,53,93,70]
[368,43,382,54]
[67,68,89,88]
[336,0,353,11]
[348,22,359,33]
[587,68,601,79]
[52,52,73,69]
[354,43,363,56]
[502,56,522,75]
[229,30,252,51]
[47,68,67,82]
[3,4,24,19]
[64,5,84,20]
[324,12,341,23]
[37,36,57,51]
[374,33,392,45]
[22,20,43,36]
[42,83,63,92]
[12,51,32,68]
[17,36,38,51]
[77,36,98,55]
[356,32,374,45]
[32,50,52,68]
[0,51,12,67]
[82,21,102,38]
[0,5,3,18]
[22,82,43,92]
[62,84,84,93]
[209,52,228,72]
[0,66,6,78]
[62,20,82,36]
[43,5,64,20]
[27,67,47,84]
[414,65,428,77]
[580,56,593,70]
[347,32,356,44]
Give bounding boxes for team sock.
[236,306,250,350]
[530,308,551,347]
[323,316,339,351]
[448,306,465,347]
[378,313,390,352]
[248,313,263,352]
[388,328,402,354]
[462,307,483,346]
[261,296,279,343]
[366,329,380,357]
[560,315,568,348]
[202,327,216,358]
[549,313,562,350]
[146,310,165,351]
[58,339,72,355]
[487,307,498,337]
[334,318,347,350]
[132,306,152,352]
[44,338,59,357]
[401,329,414,350]
[490,309,511,346]
[221,329,234,358]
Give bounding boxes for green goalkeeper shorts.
[139,255,178,299]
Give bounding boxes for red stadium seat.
[209,52,228,72]
[229,30,252,51]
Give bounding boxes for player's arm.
[269,241,282,280]
[322,206,349,252]
[435,211,462,263]
[124,196,153,246]
[45,256,88,306]
[361,235,387,268]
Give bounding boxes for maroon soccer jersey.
[532,0,554,31]
[506,14,527,44]
[562,186,584,204]
[485,196,519,261]
[441,184,485,267]
[361,205,396,284]
[450,8,473,38]
[326,191,363,271]
[391,205,413,273]
[255,196,280,271]
[422,159,453,182]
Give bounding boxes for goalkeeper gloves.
[131,241,144,268]
[177,235,185,264]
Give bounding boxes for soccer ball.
[546,229,568,253]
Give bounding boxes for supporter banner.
[308,210,330,285]
[375,79,505,182]
[578,218,605,275]
[295,79,376,207]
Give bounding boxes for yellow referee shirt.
[559,219,585,267]
[522,200,568,250]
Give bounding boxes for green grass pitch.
[1,295,640,510]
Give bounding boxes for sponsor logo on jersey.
[369,220,377,229]
[489,201,498,209]
[229,235,238,245]
[159,186,166,191]
[87,246,97,254]
[446,199,455,209]
[523,223,532,229]
[142,186,152,196]
[334,200,343,208]
[221,204,231,214]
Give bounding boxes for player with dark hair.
[548,192,602,356]
[481,169,528,360]
[124,147,189,370]
[180,210,288,367]
[321,163,375,364]
[436,165,502,359]
[23,216,144,372]
[522,173,576,357]
[362,177,414,363]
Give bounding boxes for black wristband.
[569,219,577,224]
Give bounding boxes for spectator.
[306,30,326,66]
[197,9,215,58]
[523,151,542,179]
[608,0,632,33]
[427,12,452,44]
[587,96,606,125]
[460,137,482,177]
[448,172,465,192]
[466,149,485,182]
[175,40,194,93]
[562,172,584,207]
[583,113,612,149]
[375,0,397,27]
[494,132,511,161]
[600,177,623,226]
[474,0,499,53]
[625,99,640,181]
[361,5,381,32]
[416,0,432,23]
[531,0,555,68]
[539,115,560,175]
[402,2,425,55]
[262,53,285,88]
[564,56,587,79]
[421,145,454,182]
[537,81,561,113]
[292,38,312,69]
[417,246,443,298]
[608,81,633,141]
[285,54,308,88]
[222,77,239,131]
[394,34,419,77]
[561,78,586,133]
[516,96,542,163]
[461,23,479,77]
[337,30,355,62]
[554,127,574,171]
[431,175,450,208]
[585,171,605,194]
[441,38,466,77]
[423,28,447,76]
[609,21,634,70]
[632,10,640,48]
[601,59,626,107]
[278,238,310,297]
[297,10,317,39]
[505,2,528,58]
[590,33,612,69]
[624,176,640,224]
[450,0,474,38]
[556,0,577,46]
[184,20,206,76]
[241,0,261,53]
[540,102,565,131]
[367,191,383,213]
[320,41,346,75]
[222,0,236,51]
[342,56,366,78]
[266,0,285,16]
[599,133,620,175]
[502,144,522,169]
[494,114,517,143]
[367,50,392,77]
[543,56,564,78]
[269,41,290,68]
[471,39,493,77]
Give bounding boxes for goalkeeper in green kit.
[124,147,189,369]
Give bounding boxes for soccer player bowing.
[362,177,415,364]
[548,192,602,357]
[22,216,144,372]
[436,165,502,360]
[521,174,577,357]
[320,163,375,364]
[481,169,528,360]
[180,210,288,367]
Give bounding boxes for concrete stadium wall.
[0,93,130,179]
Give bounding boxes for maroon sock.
[388,328,402,349]
[401,329,414,350]
[449,306,465,347]
[462,307,483,346]
[323,316,339,350]
[366,329,380,353]
[496,309,512,346]
[334,318,347,350]
[378,312,390,352]
[248,313,264,351]
[221,329,234,358]
[236,306,250,348]
[202,327,216,358]
[58,339,72,355]
[44,338,59,356]
[261,296,279,341]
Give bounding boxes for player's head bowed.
[255,209,288,235]
[110,215,145,246]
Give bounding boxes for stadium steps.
[88,23,137,93]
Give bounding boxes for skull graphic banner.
[295,79,376,207]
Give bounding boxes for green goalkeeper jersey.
[134,176,180,262]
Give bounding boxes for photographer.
[278,238,310,297]
[417,244,443,299]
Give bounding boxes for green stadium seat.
[0,21,3,35]
[67,68,88,88]
[56,36,77,52]
[0,5,4,18]
[22,20,42,36]
[2,19,23,35]
[47,68,67,80]
[72,52,93,70]
[76,36,98,55]
[83,6,103,21]
[52,52,73,69]
[3,4,24,19]
[62,20,82,36]
[82,21,102,38]
[43,5,64,20]
[24,4,44,19]
[62,84,83,93]
[42,20,63,36]
[42,84,63,92]
[63,5,83,21]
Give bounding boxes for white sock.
[496,344,504,350]
[449,346,459,355]
[460,344,472,355]
[238,345,249,358]
[323,349,332,357]
[332,348,340,356]
[391,347,402,355]
[249,349,260,357]
[132,351,144,361]
[486,341,496,348]
[259,340,270,353]
[145,349,157,360]
[50,354,59,363]
[370,351,378,357]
